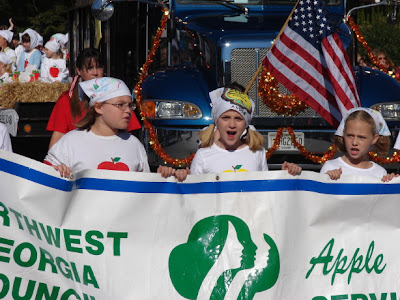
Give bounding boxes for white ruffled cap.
[51,33,68,48]
[0,30,13,43]
[335,107,391,137]
[209,87,254,126]
[79,77,132,107]
[21,28,40,50]
[44,39,60,53]
[0,53,10,65]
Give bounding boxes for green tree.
[354,5,400,66]
[0,0,73,39]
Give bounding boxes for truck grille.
[230,48,317,118]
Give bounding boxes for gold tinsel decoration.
[0,82,70,108]
[258,68,309,116]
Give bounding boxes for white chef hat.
[0,53,10,65]
[79,77,132,107]
[209,87,254,126]
[0,30,13,43]
[335,107,390,137]
[21,29,40,50]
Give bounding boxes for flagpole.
[244,0,300,94]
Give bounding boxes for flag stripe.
[262,0,359,126]
[265,51,341,126]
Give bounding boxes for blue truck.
[121,0,399,170]
[92,0,400,170]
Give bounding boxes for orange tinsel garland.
[258,68,309,116]
[347,16,394,76]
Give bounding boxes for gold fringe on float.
[0,82,70,108]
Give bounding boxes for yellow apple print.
[223,165,248,173]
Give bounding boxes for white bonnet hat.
[79,77,132,107]
[22,29,40,50]
[335,107,390,137]
[209,87,254,126]
[44,39,60,53]
[0,53,10,65]
[0,30,13,43]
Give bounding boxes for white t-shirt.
[0,123,12,152]
[45,129,150,174]
[320,157,387,179]
[40,57,68,83]
[190,143,268,174]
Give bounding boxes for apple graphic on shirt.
[97,157,129,171]
[49,66,59,78]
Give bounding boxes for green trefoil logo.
[169,215,280,299]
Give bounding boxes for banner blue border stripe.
[75,177,400,195]
[0,158,73,192]
[2,157,400,195]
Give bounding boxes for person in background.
[320,107,398,182]
[0,122,12,152]
[0,30,16,72]
[0,53,13,84]
[46,48,141,149]
[13,32,22,63]
[40,36,68,83]
[17,28,41,72]
[372,49,395,71]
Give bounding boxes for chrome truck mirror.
[91,0,115,21]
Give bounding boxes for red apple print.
[97,157,129,171]
[49,66,59,78]
[24,60,28,69]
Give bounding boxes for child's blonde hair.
[334,110,390,157]
[199,124,265,152]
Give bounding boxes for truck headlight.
[142,100,202,119]
[370,103,400,120]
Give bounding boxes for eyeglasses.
[103,102,136,110]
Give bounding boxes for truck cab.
[119,0,400,169]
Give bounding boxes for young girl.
[44,77,149,177]
[17,28,41,72]
[0,30,16,72]
[46,48,141,149]
[160,87,301,181]
[40,36,68,82]
[320,107,396,181]
[0,53,13,84]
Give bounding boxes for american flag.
[262,0,360,127]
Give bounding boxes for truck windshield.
[178,0,341,5]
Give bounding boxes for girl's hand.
[53,164,72,179]
[326,168,342,180]
[157,166,189,182]
[175,167,190,182]
[158,165,176,178]
[282,161,302,176]
[382,173,399,182]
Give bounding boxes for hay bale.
[0,82,70,108]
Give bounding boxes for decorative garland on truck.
[134,7,400,166]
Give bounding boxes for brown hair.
[70,48,104,119]
[21,33,30,43]
[199,124,265,152]
[75,106,97,130]
[334,110,390,157]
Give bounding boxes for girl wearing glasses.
[44,77,149,177]
[46,48,141,149]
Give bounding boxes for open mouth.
[350,148,359,156]
[227,131,237,139]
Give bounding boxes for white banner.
[0,150,399,300]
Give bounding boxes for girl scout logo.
[222,88,252,114]
[168,215,280,299]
